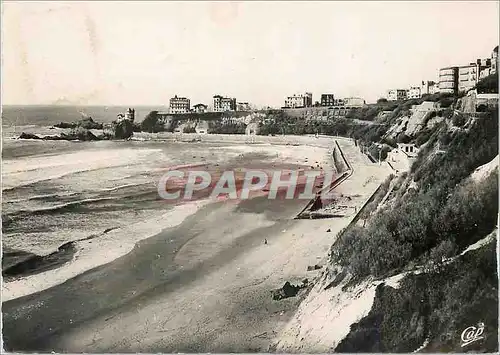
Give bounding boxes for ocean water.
[1,105,166,127]
[1,106,247,259]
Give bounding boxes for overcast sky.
[2,1,498,107]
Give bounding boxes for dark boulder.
[18,132,41,140]
[54,117,102,130]
[41,135,65,141]
[272,281,302,301]
[53,122,76,129]
[59,127,100,141]
[78,117,103,129]
[307,264,322,271]
[113,119,134,139]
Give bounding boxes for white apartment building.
[420,81,439,95]
[479,46,498,79]
[492,46,498,74]
[438,67,458,94]
[458,64,479,93]
[284,92,313,108]
[213,95,236,112]
[169,95,191,114]
[408,86,422,99]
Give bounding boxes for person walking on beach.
[264,238,268,245]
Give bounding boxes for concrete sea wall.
[332,140,350,174]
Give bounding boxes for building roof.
[458,64,477,69]
[193,103,207,107]
[213,95,234,100]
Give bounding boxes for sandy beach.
[2,134,390,352]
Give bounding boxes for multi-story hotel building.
[408,86,422,99]
[285,92,313,108]
[479,60,493,80]
[492,46,498,74]
[458,63,479,92]
[420,81,439,95]
[320,94,335,106]
[213,95,236,112]
[438,67,459,94]
[387,89,408,101]
[169,95,191,114]
[479,46,498,79]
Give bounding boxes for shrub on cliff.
[381,137,397,148]
[433,170,498,250]
[452,113,466,127]
[339,169,497,276]
[429,240,457,265]
[335,242,498,352]
[331,112,498,278]
[476,72,498,94]
[415,129,432,147]
[414,110,498,193]
[346,106,381,121]
[397,133,411,143]
[208,121,246,134]
[438,97,454,109]
[352,124,388,143]
[141,111,164,133]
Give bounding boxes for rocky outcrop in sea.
[18,118,134,141]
